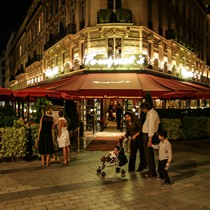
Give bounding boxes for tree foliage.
[0,105,17,127]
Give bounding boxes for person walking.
[57,110,71,164]
[38,109,55,167]
[124,112,141,172]
[151,130,172,186]
[140,102,160,177]
[116,103,123,130]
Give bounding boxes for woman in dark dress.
[38,109,55,166]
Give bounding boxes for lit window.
[107,38,121,58]
[108,0,122,10]
[19,46,22,57]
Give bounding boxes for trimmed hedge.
[157,108,210,140]
[160,116,210,140]
[157,108,210,119]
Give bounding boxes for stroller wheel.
[121,169,126,177]
[101,171,106,177]
[96,167,101,174]
[115,167,120,173]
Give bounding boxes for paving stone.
[0,138,210,209]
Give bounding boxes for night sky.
[0,0,33,51]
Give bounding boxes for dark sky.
[0,0,33,51]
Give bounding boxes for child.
[152,130,172,186]
[101,145,120,167]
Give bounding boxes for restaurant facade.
[4,0,210,131]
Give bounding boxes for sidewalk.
[0,138,210,209]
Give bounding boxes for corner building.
[5,0,210,131]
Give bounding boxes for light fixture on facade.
[45,66,59,78]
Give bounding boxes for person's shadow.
[169,159,210,182]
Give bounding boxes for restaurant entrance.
[82,98,142,133]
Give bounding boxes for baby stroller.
[96,137,130,178]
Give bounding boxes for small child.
[152,130,172,186]
[101,146,120,167]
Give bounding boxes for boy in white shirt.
[152,130,172,186]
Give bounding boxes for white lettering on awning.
[92,80,131,84]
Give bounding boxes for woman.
[124,112,142,172]
[38,109,55,166]
[57,110,70,164]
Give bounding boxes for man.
[140,102,160,177]
[116,103,123,130]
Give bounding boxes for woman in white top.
[57,111,70,164]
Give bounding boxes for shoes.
[116,168,121,173]
[136,167,147,172]
[128,169,135,173]
[162,182,171,186]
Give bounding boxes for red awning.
[38,73,210,99]
[148,75,197,91]
[178,81,210,99]
[0,87,14,100]
[147,75,210,99]
[41,73,172,98]
[136,74,172,97]
[160,91,196,99]
[13,87,76,100]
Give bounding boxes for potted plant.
[97,9,113,23]
[115,9,132,23]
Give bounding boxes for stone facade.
[4,0,210,90]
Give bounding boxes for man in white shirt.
[140,102,160,177]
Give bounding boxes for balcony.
[44,33,66,51]
[97,8,132,23]
[26,54,43,67]
[44,23,76,51]
[9,74,16,82]
[14,65,25,77]
[165,29,198,54]
[66,23,76,34]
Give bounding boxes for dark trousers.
[116,120,121,130]
[128,137,139,171]
[158,159,171,184]
[143,133,156,175]
[137,135,147,170]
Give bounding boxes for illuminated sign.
[92,80,131,84]
[85,54,145,68]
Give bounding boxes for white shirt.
[109,151,117,159]
[142,108,160,137]
[152,139,172,162]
